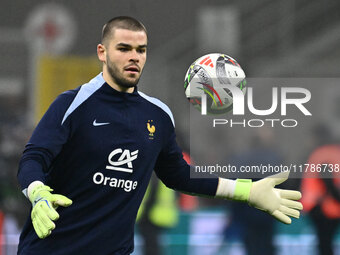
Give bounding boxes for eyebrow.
[116,43,147,48]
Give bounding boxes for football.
[184,53,246,115]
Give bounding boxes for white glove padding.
[248,171,303,224]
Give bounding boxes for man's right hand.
[28,182,72,238]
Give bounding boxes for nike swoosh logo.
[93,119,110,126]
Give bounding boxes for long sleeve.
[17,91,76,190]
[154,131,218,197]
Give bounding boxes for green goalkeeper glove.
[217,171,302,224]
[28,182,72,238]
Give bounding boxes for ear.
[97,44,106,63]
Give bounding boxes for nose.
[129,50,140,63]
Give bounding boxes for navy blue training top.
[17,73,218,255]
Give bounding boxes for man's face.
[104,28,147,88]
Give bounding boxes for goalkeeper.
[17,16,302,255]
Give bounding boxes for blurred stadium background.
[1,0,340,254]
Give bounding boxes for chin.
[127,76,140,83]
[122,79,139,88]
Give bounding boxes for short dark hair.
[101,16,147,44]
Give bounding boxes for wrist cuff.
[27,181,45,200]
[28,181,52,205]
[215,178,236,199]
[234,179,252,202]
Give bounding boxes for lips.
[124,65,140,73]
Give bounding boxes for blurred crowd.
[0,118,32,253]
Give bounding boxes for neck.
[102,70,134,93]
